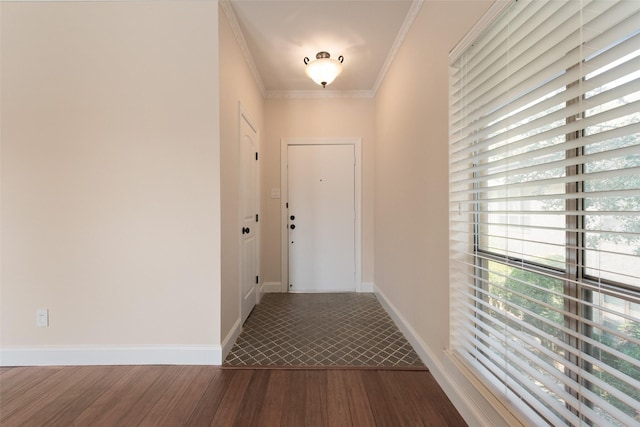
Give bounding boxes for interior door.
[287,144,355,292]
[240,114,258,323]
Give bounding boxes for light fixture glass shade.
[305,56,343,87]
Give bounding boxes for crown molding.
[448,0,512,63]
[220,0,266,97]
[372,0,424,94]
[266,90,374,99]
[221,0,424,99]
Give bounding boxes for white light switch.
[271,188,281,199]
[36,308,49,327]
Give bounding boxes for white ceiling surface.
[227,0,420,97]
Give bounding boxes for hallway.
[223,293,424,368]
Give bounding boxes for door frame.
[239,104,261,314]
[280,137,362,293]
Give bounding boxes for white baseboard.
[262,281,283,293]
[374,285,517,427]
[0,345,221,367]
[262,281,371,293]
[221,317,242,362]
[358,281,374,293]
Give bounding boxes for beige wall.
[219,6,264,341]
[1,2,221,348]
[374,1,492,365]
[262,98,375,286]
[0,0,492,371]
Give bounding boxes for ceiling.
[223,0,421,97]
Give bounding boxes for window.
[449,1,640,425]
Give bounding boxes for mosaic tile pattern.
[223,293,425,368]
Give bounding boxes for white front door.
[287,144,355,292]
[240,113,258,323]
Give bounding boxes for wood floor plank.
[0,366,469,426]
[342,370,376,427]
[0,366,78,423]
[256,369,287,427]
[11,366,122,427]
[42,366,128,427]
[119,365,185,426]
[138,366,216,427]
[0,366,39,385]
[305,370,328,427]
[1,366,92,426]
[359,370,403,427]
[209,370,253,426]
[388,370,467,427]
[71,365,159,425]
[232,370,270,427]
[281,370,307,427]
[377,370,428,427]
[184,369,229,426]
[326,370,353,427]
[0,366,64,407]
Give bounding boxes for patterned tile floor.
[223,293,425,369]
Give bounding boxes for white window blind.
[449,1,640,425]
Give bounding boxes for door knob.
[242,227,250,234]
[290,215,295,220]
[290,224,295,230]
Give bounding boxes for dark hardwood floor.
[0,365,467,426]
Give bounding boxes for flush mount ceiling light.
[303,51,344,88]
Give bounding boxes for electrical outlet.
[36,309,49,327]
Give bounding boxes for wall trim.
[448,0,512,63]
[443,351,531,426]
[0,345,221,367]
[262,282,283,293]
[220,0,423,99]
[374,285,520,427]
[358,282,374,293]
[265,90,374,99]
[221,317,242,362]
[219,0,266,97]
[372,0,423,94]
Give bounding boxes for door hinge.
[255,152,258,160]
[286,202,289,208]
[256,276,259,284]
[256,214,259,222]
